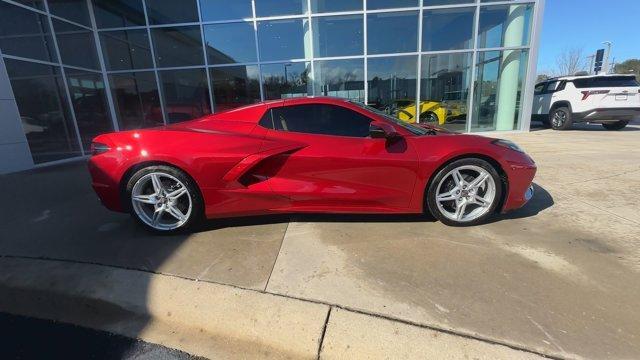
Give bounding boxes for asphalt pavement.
[0,312,202,360]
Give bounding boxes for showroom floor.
[1,122,639,359]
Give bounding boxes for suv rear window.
[573,76,639,88]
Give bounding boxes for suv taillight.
[580,90,610,100]
[90,142,110,155]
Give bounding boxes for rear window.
[572,76,639,88]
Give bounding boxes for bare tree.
[555,47,586,76]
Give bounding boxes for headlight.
[492,139,524,153]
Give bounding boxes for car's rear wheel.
[550,106,572,130]
[601,120,628,130]
[419,111,439,124]
[427,158,502,226]
[125,165,203,233]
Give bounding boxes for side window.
[534,82,545,95]
[271,104,372,137]
[258,109,274,129]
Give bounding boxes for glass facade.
[0,0,540,168]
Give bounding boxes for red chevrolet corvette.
[88,97,536,232]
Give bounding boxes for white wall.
[0,55,34,174]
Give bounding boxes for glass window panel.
[424,0,473,5]
[4,59,80,163]
[100,30,153,70]
[209,65,260,112]
[151,26,204,67]
[145,0,199,25]
[471,50,529,132]
[312,15,363,58]
[478,4,533,49]
[367,55,417,121]
[65,69,114,150]
[52,19,100,69]
[420,53,472,132]
[367,0,417,10]
[109,71,163,130]
[257,19,308,62]
[261,62,310,100]
[12,0,45,11]
[255,0,307,17]
[367,12,418,55]
[158,68,211,123]
[422,8,474,51]
[310,0,362,13]
[93,0,146,29]
[200,0,252,21]
[314,58,364,102]
[0,2,57,62]
[47,0,90,26]
[203,22,257,65]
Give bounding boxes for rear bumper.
[573,107,640,122]
[87,156,125,213]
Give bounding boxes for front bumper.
[501,158,537,213]
[573,107,640,122]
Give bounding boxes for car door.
[262,102,419,211]
[532,82,546,114]
[541,80,565,113]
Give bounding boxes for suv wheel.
[550,106,572,130]
[602,120,628,131]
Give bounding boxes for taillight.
[580,90,610,100]
[90,142,110,155]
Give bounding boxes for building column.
[495,5,525,131]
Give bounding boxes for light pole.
[602,41,612,75]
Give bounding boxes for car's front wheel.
[125,165,203,233]
[601,120,628,130]
[427,158,503,226]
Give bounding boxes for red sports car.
[88,97,536,232]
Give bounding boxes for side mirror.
[369,122,399,139]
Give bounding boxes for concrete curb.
[0,257,329,359]
[0,256,555,359]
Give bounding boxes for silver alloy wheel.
[131,172,192,231]
[435,165,496,222]
[552,109,566,128]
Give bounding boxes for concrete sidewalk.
[0,257,544,359]
[1,122,640,358]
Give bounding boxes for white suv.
[532,74,640,130]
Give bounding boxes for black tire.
[550,106,572,130]
[124,165,204,233]
[419,111,439,124]
[426,158,503,227]
[602,120,628,130]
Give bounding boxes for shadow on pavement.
[1,312,201,360]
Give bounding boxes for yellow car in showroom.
[393,99,466,125]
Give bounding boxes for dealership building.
[0,0,543,173]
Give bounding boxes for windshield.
[349,101,430,136]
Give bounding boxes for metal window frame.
[0,0,542,170]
